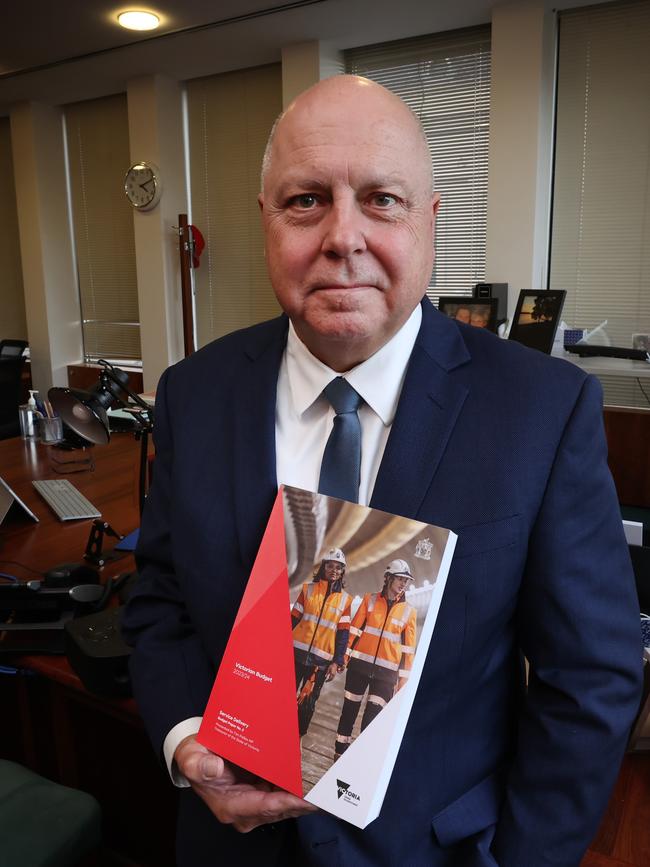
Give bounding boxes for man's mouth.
[311,283,376,292]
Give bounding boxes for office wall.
[0,118,27,341]
[4,0,559,392]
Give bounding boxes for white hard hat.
[323,547,346,567]
[385,559,413,580]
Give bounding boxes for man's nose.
[320,199,367,259]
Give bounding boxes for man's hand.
[174,735,318,832]
[325,661,340,682]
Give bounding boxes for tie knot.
[323,377,362,415]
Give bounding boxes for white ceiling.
[0,0,496,115]
[0,0,607,116]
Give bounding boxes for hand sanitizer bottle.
[18,390,44,440]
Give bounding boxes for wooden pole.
[178,214,195,357]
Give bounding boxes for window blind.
[65,94,141,363]
[186,63,283,347]
[345,26,491,302]
[550,0,650,407]
[0,118,26,341]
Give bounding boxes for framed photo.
[508,290,566,354]
[437,297,498,332]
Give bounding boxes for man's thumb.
[199,753,224,782]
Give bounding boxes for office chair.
[0,338,28,358]
[627,544,650,751]
[0,760,102,866]
[630,544,650,615]
[0,355,26,439]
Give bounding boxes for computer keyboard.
[565,344,649,361]
[32,479,102,521]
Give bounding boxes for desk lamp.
[48,360,154,515]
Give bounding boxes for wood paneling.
[582,754,650,867]
[604,408,650,508]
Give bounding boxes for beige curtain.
[65,93,140,362]
[0,118,27,341]
[186,63,282,348]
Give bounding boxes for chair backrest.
[629,544,650,614]
[0,356,26,426]
[0,339,28,358]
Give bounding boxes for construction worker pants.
[335,667,396,755]
[294,655,328,736]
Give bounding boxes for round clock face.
[124,161,161,210]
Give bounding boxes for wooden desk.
[0,433,141,577]
[0,434,176,867]
[1,436,647,866]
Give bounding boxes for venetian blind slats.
[550,1,650,407]
[65,94,141,362]
[345,26,491,300]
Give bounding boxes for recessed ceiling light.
[118,11,161,31]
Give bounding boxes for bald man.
[123,76,642,866]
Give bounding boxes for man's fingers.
[176,739,239,787]
[231,798,319,833]
[201,785,317,831]
[198,752,225,782]
[177,737,318,831]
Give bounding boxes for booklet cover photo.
[198,485,457,828]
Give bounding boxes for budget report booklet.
[198,485,457,828]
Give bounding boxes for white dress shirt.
[163,304,422,783]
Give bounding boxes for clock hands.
[125,162,160,209]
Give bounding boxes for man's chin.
[303,310,375,342]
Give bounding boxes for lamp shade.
[48,388,110,445]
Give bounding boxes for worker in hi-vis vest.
[291,547,352,736]
[335,559,417,755]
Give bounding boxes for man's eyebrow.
[275,178,331,197]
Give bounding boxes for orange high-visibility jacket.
[347,592,417,678]
[292,580,351,664]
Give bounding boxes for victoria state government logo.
[336,779,360,805]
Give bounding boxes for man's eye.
[290,194,318,209]
[372,193,397,207]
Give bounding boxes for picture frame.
[508,290,566,354]
[437,297,498,332]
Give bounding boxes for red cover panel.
[198,489,302,796]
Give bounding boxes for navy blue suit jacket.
[122,299,642,867]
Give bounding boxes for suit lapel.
[370,300,471,519]
[233,316,289,569]
[231,302,470,562]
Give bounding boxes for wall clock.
[124,161,162,211]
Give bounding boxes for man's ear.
[257,193,264,213]
[431,191,441,239]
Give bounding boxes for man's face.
[324,560,344,582]
[259,78,440,370]
[470,310,488,328]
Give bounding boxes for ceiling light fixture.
[117,10,161,31]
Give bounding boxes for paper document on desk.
[198,485,456,828]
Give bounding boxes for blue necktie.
[318,377,362,503]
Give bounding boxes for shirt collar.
[285,304,422,425]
